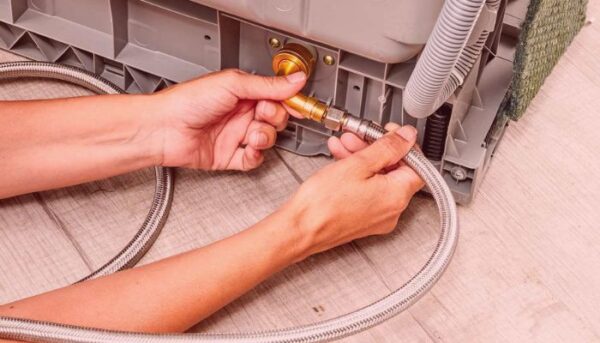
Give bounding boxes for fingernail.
[252,131,268,147]
[261,101,277,117]
[286,71,307,84]
[396,126,417,141]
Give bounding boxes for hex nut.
[323,107,346,131]
[450,166,468,181]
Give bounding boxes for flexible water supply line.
[0,61,175,282]
[404,0,501,118]
[0,62,458,342]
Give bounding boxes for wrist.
[253,205,314,266]
[273,201,324,263]
[135,93,169,167]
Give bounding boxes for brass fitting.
[271,43,385,142]
[322,107,346,131]
[272,43,315,76]
[272,43,328,123]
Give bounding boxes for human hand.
[283,124,425,259]
[152,69,306,170]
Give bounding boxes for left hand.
[152,69,307,171]
[280,123,424,260]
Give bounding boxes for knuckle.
[388,132,409,149]
[262,76,280,89]
[245,159,262,171]
[378,137,396,152]
[330,160,357,180]
[396,193,411,211]
[412,175,426,191]
[382,225,396,235]
[351,153,367,164]
[376,221,397,235]
[224,68,244,75]
[389,197,406,213]
[276,120,288,132]
[266,129,277,145]
[378,136,401,157]
[384,122,401,131]
[224,68,245,79]
[383,182,410,211]
[265,121,277,132]
[348,154,370,171]
[403,170,425,192]
[219,69,242,85]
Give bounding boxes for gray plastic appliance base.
[0,0,527,204]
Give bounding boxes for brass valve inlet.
[272,43,328,123]
[272,43,386,143]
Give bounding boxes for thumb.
[219,69,307,101]
[352,126,418,175]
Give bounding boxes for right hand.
[284,124,425,259]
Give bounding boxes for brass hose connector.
[272,43,386,142]
[272,43,328,123]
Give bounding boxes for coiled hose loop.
[404,0,501,118]
[0,63,458,343]
[0,61,175,281]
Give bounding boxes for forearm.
[0,95,163,199]
[0,207,307,337]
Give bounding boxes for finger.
[385,164,425,195]
[338,122,402,153]
[340,133,368,152]
[227,146,264,171]
[244,121,277,150]
[384,122,401,131]
[219,69,306,101]
[328,136,352,160]
[282,103,305,119]
[351,125,418,175]
[255,100,289,131]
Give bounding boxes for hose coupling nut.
[342,115,386,142]
[323,107,347,131]
[343,115,370,140]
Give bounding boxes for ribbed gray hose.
[0,64,458,342]
[0,61,175,281]
[404,0,501,118]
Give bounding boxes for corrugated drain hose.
[404,0,501,118]
[0,62,458,342]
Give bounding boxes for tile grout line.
[33,193,94,272]
[273,149,304,184]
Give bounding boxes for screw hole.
[353,85,361,91]
[204,35,212,41]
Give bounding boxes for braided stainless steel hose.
[0,63,458,343]
[0,61,175,281]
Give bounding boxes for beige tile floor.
[0,3,599,341]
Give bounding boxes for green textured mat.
[502,0,588,120]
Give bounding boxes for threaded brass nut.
[272,43,316,77]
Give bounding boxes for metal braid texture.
[0,62,458,343]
